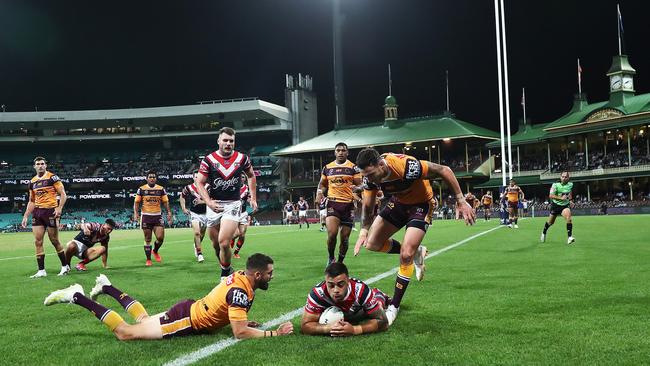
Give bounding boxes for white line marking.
[164,224,503,366]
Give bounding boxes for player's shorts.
[379,197,434,232]
[238,210,249,226]
[141,214,164,230]
[507,201,519,209]
[550,202,570,216]
[298,210,307,218]
[483,203,491,210]
[326,200,355,227]
[189,211,208,227]
[159,299,197,339]
[206,200,242,227]
[285,211,294,219]
[32,207,57,228]
[71,232,92,259]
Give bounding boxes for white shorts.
[298,210,307,218]
[72,240,89,260]
[206,200,242,227]
[320,209,327,217]
[190,211,208,227]
[286,212,294,219]
[239,211,249,226]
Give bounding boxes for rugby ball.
[319,306,344,325]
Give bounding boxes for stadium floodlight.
[443,138,451,142]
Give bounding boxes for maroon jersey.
[181,183,210,214]
[297,200,308,211]
[199,151,251,201]
[304,278,382,317]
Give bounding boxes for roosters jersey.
[190,271,255,332]
[318,197,327,210]
[181,183,209,214]
[28,171,63,209]
[297,200,308,211]
[240,184,250,211]
[304,278,382,317]
[363,153,433,205]
[78,222,111,246]
[199,151,251,201]
[505,185,522,203]
[284,203,294,213]
[135,184,169,215]
[320,160,361,203]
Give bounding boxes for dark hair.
[147,170,157,177]
[193,169,199,174]
[33,156,47,164]
[335,142,348,150]
[246,253,274,272]
[325,262,349,278]
[356,147,380,169]
[219,127,236,137]
[105,219,117,228]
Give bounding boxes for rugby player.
[134,170,172,266]
[297,196,310,229]
[505,179,524,228]
[315,142,362,265]
[44,253,293,340]
[301,262,389,336]
[481,191,493,221]
[66,219,116,271]
[21,156,69,278]
[353,147,475,325]
[317,195,328,232]
[194,127,257,280]
[180,171,209,263]
[284,200,295,225]
[541,171,575,244]
[232,175,252,259]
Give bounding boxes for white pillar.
[517,146,520,174]
[587,182,591,202]
[585,136,589,169]
[547,143,551,171]
[627,129,632,167]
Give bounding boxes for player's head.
[509,179,515,186]
[560,171,570,184]
[487,191,492,196]
[324,262,349,302]
[102,219,116,235]
[217,127,236,156]
[286,200,291,204]
[356,147,386,184]
[246,253,274,290]
[146,170,157,185]
[334,142,348,162]
[299,196,304,201]
[33,156,47,174]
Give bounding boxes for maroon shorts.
[159,299,197,338]
[483,204,491,210]
[507,201,519,209]
[326,200,355,227]
[141,214,164,230]
[379,197,434,232]
[32,207,58,228]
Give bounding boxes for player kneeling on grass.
[44,253,293,340]
[301,262,389,337]
[65,219,116,272]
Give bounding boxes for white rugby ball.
[319,306,344,325]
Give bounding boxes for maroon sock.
[102,285,138,310]
[153,241,162,253]
[388,239,402,254]
[81,258,90,264]
[36,255,45,270]
[57,251,67,266]
[390,274,411,308]
[144,245,152,260]
[73,293,112,321]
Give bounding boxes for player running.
[44,253,293,340]
[317,195,328,232]
[284,200,295,225]
[315,142,362,265]
[297,196,310,229]
[232,175,252,259]
[134,170,172,266]
[66,219,116,271]
[21,156,69,278]
[180,171,209,263]
[301,262,389,336]
[481,191,493,221]
[194,127,257,280]
[541,171,575,244]
[353,148,475,325]
[505,179,524,228]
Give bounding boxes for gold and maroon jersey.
[28,171,63,209]
[190,271,255,332]
[482,194,493,205]
[505,185,522,203]
[465,193,477,207]
[134,184,169,215]
[363,153,433,205]
[320,160,361,203]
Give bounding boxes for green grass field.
[1,215,649,365]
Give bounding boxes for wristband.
[353,325,363,335]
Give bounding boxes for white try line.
[164,224,504,366]
[0,229,304,262]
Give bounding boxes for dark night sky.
[1,0,648,134]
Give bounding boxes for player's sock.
[220,261,232,277]
[327,240,336,263]
[307,221,310,228]
[36,254,45,271]
[230,238,235,249]
[567,223,573,237]
[195,247,202,256]
[56,250,67,266]
[73,293,124,331]
[338,239,349,262]
[153,241,162,253]
[144,244,152,260]
[101,285,147,320]
[81,258,90,264]
[234,238,245,254]
[543,222,551,234]
[391,263,414,308]
[380,238,402,254]
[514,218,518,225]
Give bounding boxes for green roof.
[273,115,499,156]
[486,122,548,148]
[384,95,398,106]
[474,175,541,188]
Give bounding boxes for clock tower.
[606,54,636,106]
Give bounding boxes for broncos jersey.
[363,153,433,204]
[29,171,63,209]
[320,160,360,203]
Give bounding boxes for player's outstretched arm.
[355,190,377,256]
[300,311,333,335]
[230,319,293,339]
[423,161,475,225]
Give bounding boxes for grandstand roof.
[486,122,548,148]
[272,114,499,156]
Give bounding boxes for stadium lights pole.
[494,0,507,187]
[499,0,514,180]
[332,0,346,128]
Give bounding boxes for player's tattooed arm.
[300,310,333,335]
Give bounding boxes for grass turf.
[1,215,649,365]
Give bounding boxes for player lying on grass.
[64,219,116,271]
[44,253,293,340]
[301,262,389,337]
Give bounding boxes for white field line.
[164,224,504,366]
